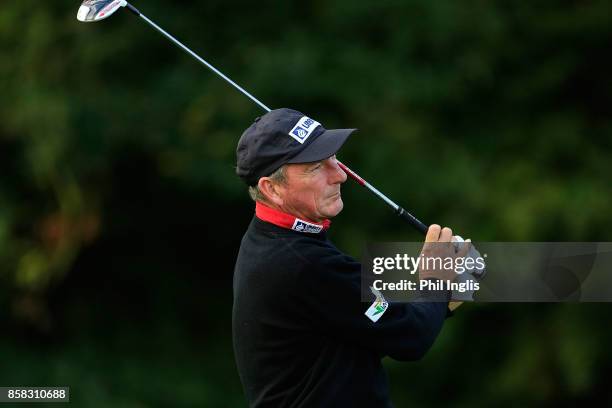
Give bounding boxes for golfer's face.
[282,155,347,222]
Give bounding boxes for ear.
[258,177,284,206]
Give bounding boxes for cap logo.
[291,218,323,234]
[288,116,321,144]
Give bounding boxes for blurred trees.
[1,0,611,406]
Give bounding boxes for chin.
[326,198,344,218]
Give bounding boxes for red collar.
[255,202,331,233]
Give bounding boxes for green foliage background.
[1,0,611,406]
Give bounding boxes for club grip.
[396,207,428,235]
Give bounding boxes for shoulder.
[237,217,360,279]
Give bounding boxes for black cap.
[236,108,356,186]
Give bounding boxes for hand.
[418,224,471,282]
[452,235,486,279]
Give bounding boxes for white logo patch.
[365,286,388,323]
[288,116,321,144]
[291,219,323,234]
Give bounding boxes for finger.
[457,239,472,258]
[439,227,453,243]
[425,224,442,243]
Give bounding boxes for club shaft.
[337,162,428,234]
[124,2,428,235]
[126,3,271,112]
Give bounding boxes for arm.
[295,249,451,361]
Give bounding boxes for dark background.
[1,0,611,406]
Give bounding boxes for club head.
[77,0,127,22]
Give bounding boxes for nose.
[326,156,347,184]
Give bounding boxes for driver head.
[77,0,126,22]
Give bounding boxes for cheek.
[286,187,316,207]
[285,178,331,212]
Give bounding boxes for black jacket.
[233,216,450,407]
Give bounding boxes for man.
[233,108,469,407]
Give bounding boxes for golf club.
[76,0,429,235]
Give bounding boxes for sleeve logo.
[365,286,388,322]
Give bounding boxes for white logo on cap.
[288,116,321,144]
